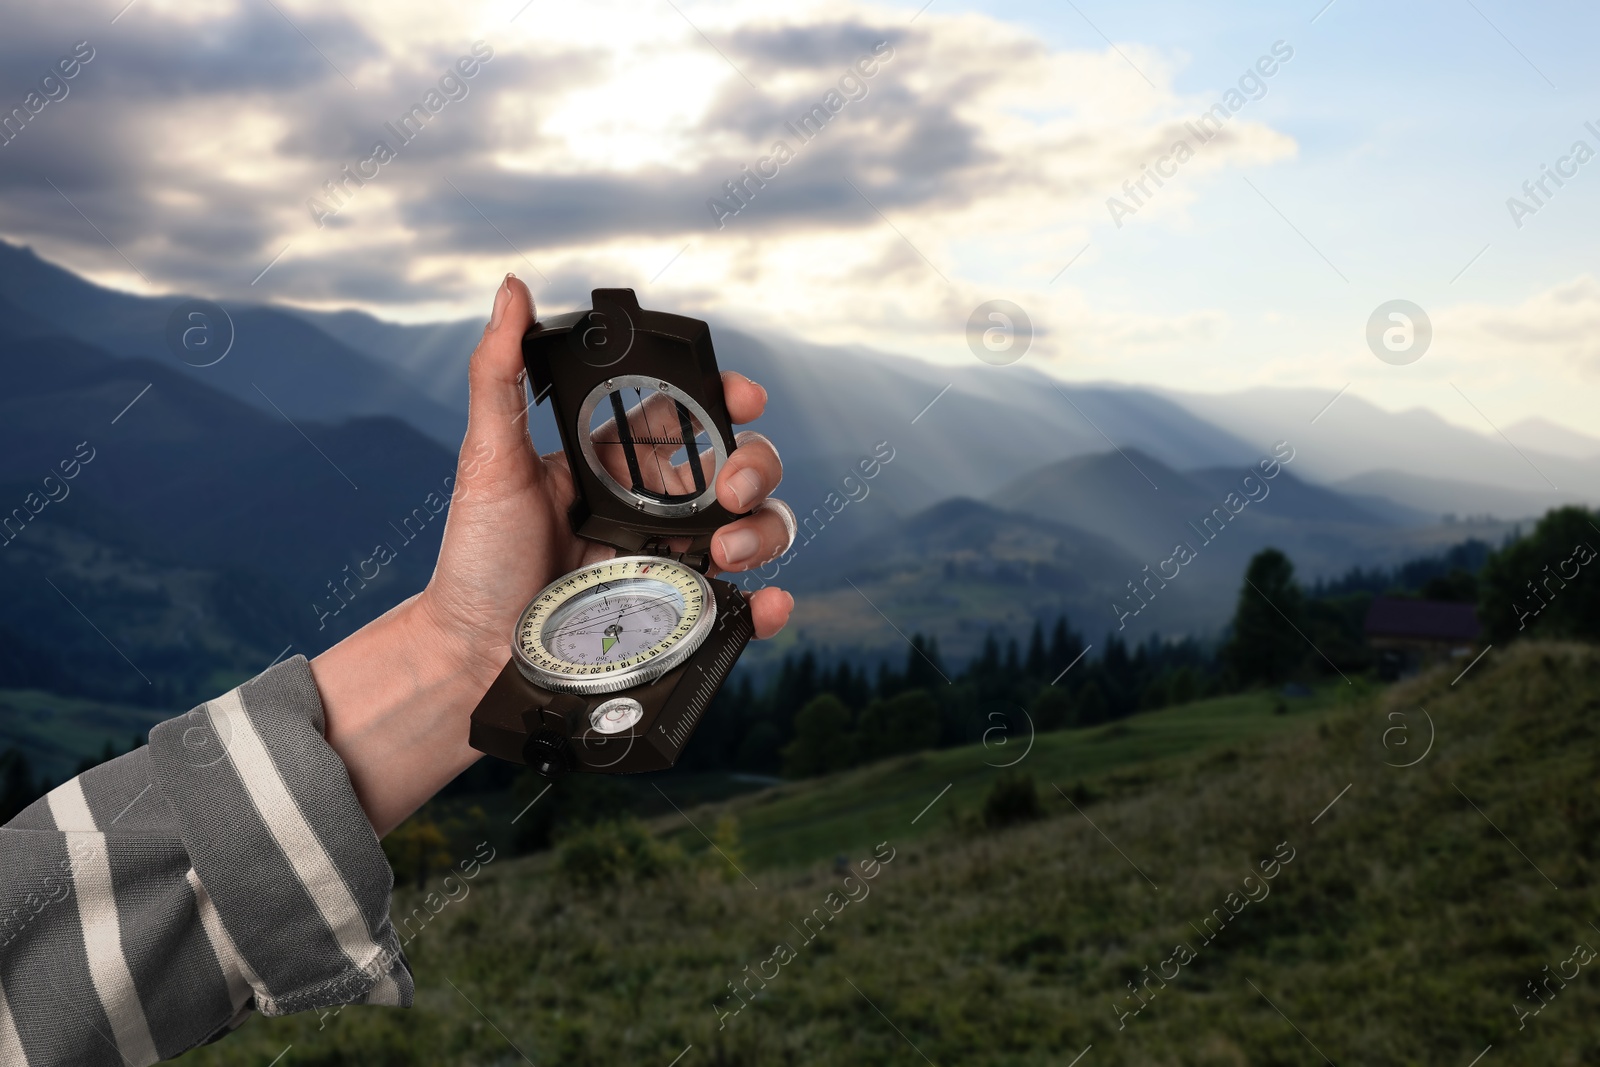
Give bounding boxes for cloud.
[0,0,1298,353]
[727,21,898,69]
[1442,274,1600,378]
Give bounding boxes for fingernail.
[728,467,763,509]
[782,590,795,613]
[488,277,512,331]
[718,529,761,567]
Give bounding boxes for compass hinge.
[640,538,711,573]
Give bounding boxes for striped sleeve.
[0,656,412,1066]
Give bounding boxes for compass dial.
[511,555,716,696]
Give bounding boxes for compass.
[468,288,757,777]
[512,556,714,694]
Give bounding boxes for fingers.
[468,275,535,422]
[589,387,778,508]
[747,586,794,640]
[716,430,782,514]
[590,388,706,494]
[722,371,768,425]
[460,274,538,489]
[711,497,795,571]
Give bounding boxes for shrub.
[555,817,683,890]
[781,694,855,777]
[705,814,746,883]
[982,771,1041,828]
[511,772,630,854]
[382,816,453,890]
[856,689,940,761]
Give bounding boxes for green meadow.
[180,642,1598,1066]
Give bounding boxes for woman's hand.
[311,275,795,836]
[417,273,796,682]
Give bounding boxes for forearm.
[310,594,500,838]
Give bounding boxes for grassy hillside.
[676,683,1364,871]
[179,642,1598,1066]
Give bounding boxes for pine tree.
[771,650,821,728]
[875,660,897,700]
[1,748,40,824]
[795,650,819,702]
[905,634,946,690]
[1100,636,1135,717]
[1479,506,1600,642]
[1048,615,1084,679]
[975,633,1001,679]
[1025,621,1047,678]
[1224,548,1308,685]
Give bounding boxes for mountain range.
[0,237,1593,775]
[0,242,464,445]
[1161,386,1600,513]
[0,299,457,703]
[4,237,1594,524]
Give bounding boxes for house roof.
[1364,596,1482,643]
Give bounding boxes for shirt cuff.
[147,655,413,1016]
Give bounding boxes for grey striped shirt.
[0,656,413,1066]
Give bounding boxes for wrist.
[310,593,504,837]
[410,584,511,692]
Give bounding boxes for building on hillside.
[1364,596,1482,679]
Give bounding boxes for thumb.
[461,273,538,478]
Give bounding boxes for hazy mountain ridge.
[0,242,1553,703]
[986,450,1518,629]
[1502,415,1600,460]
[296,302,1273,506]
[764,494,1222,666]
[1159,385,1600,510]
[302,292,1599,529]
[0,241,465,446]
[0,326,455,598]
[0,314,462,733]
[5,238,1586,525]
[1333,469,1580,525]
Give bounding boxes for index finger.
[722,371,767,425]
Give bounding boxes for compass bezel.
[510,555,718,695]
[575,375,729,520]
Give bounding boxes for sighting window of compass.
[586,384,715,503]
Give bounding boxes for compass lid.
[522,288,742,570]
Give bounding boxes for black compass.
[468,289,756,777]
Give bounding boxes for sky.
[1,0,1597,439]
